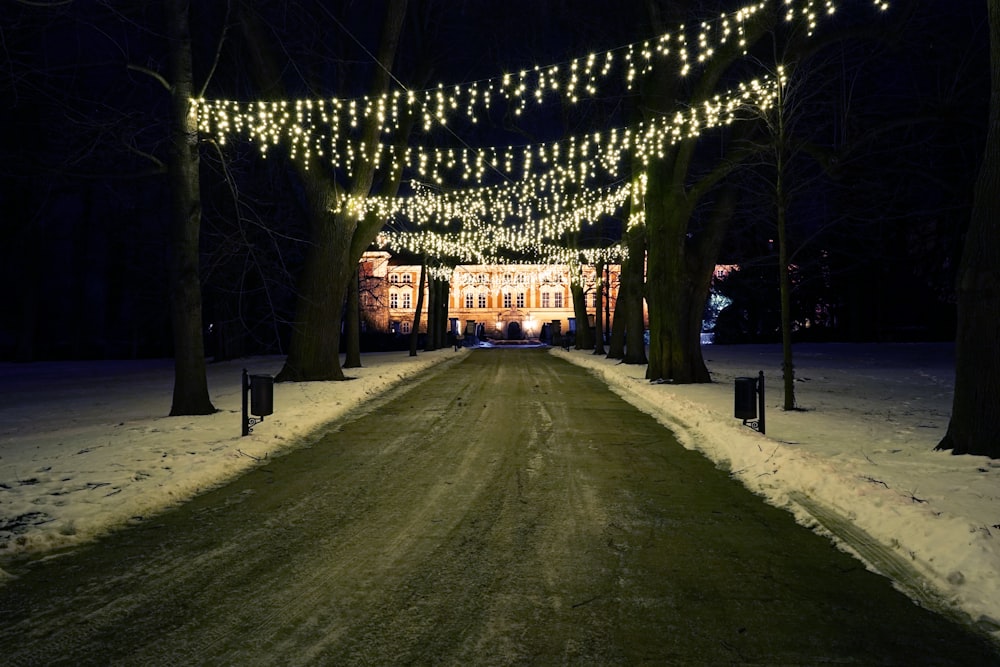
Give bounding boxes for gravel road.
[1,349,996,665]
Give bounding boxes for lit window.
[402,292,412,309]
[503,292,512,308]
[390,292,399,309]
[516,292,525,308]
[465,292,474,308]
[478,292,487,309]
[541,292,550,308]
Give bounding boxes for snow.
[0,352,468,566]
[1,343,998,641]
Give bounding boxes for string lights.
[194,0,887,267]
[195,1,772,162]
[342,74,781,224]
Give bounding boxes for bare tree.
[164,0,215,415]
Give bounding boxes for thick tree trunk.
[280,200,356,381]
[344,267,362,368]
[644,168,710,383]
[165,0,214,416]
[938,0,1000,458]
[645,183,736,383]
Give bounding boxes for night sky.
[0,0,989,361]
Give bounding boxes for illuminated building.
[359,251,622,342]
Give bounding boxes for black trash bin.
[250,374,274,417]
[734,376,757,420]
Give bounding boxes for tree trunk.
[424,274,438,352]
[239,0,408,382]
[165,0,214,416]
[773,77,796,410]
[644,167,710,383]
[593,260,606,355]
[776,152,796,410]
[344,267,362,368]
[570,278,593,350]
[607,284,626,359]
[409,260,427,357]
[937,0,1000,458]
[435,277,450,349]
[640,1,770,383]
[622,223,648,365]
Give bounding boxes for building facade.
[359,251,622,342]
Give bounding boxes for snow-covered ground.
[0,351,469,565]
[1,343,998,643]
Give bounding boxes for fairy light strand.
[192,1,886,264]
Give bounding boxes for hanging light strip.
[192,0,886,171]
[337,72,780,227]
[375,181,633,263]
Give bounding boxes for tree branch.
[126,62,171,93]
[197,0,231,99]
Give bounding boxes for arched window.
[402,291,412,309]
[477,292,487,309]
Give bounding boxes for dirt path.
[1,349,996,665]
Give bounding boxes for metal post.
[757,370,766,435]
